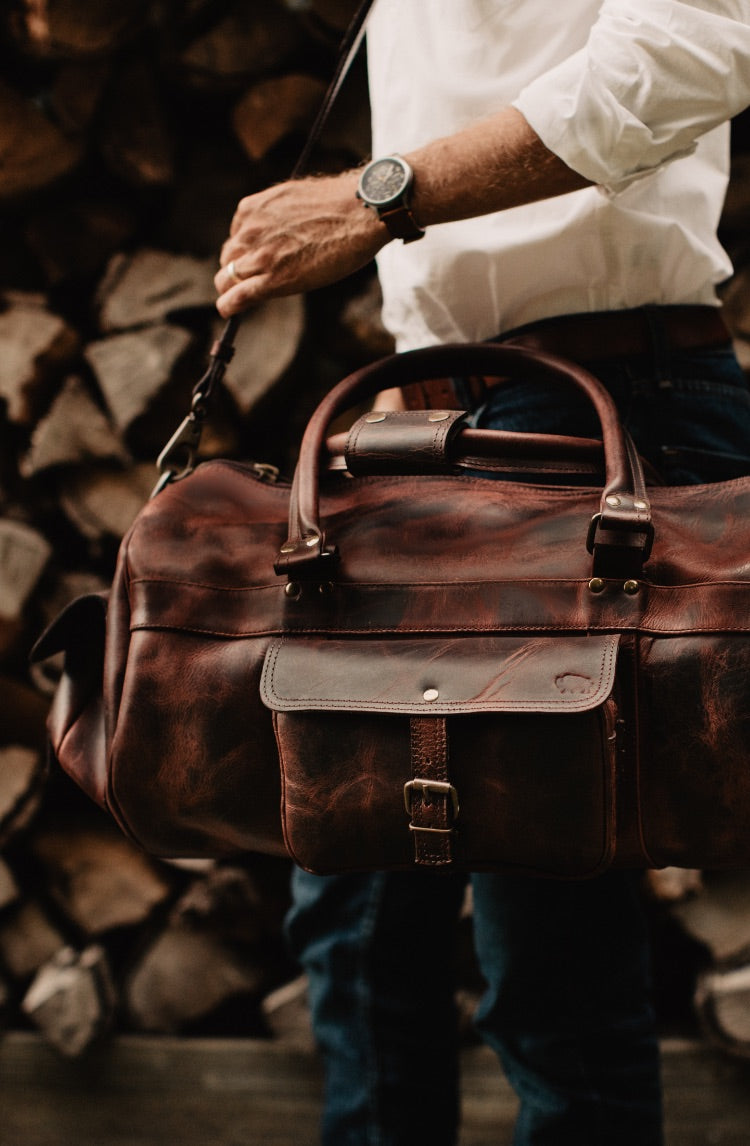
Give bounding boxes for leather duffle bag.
[32,339,750,878]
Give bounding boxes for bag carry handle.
[276,342,654,580]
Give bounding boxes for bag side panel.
[107,630,284,858]
[32,592,110,812]
[638,635,750,869]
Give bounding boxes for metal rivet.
[365,412,387,423]
[605,495,621,508]
[633,499,649,511]
[304,534,319,548]
[284,582,301,599]
[423,688,439,702]
[427,411,451,423]
[318,581,335,595]
[623,579,639,595]
[279,542,296,554]
[588,577,606,594]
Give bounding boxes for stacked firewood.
[0,0,390,1056]
[2,0,750,1060]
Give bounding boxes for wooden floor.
[2,1032,750,1145]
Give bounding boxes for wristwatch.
[356,155,425,243]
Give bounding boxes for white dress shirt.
[365,0,750,349]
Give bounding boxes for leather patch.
[345,409,467,475]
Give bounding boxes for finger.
[229,195,256,237]
[214,257,250,295]
[216,273,276,318]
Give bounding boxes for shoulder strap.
[293,0,375,178]
[153,0,377,494]
[227,0,376,337]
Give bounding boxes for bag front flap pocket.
[262,634,619,878]
[261,634,619,715]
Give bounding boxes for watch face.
[360,157,409,206]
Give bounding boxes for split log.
[25,198,137,287]
[0,521,52,661]
[30,825,173,937]
[179,0,305,89]
[644,868,704,904]
[0,900,65,980]
[671,871,750,964]
[174,865,270,948]
[124,918,266,1033]
[0,745,47,849]
[95,249,217,332]
[84,324,196,433]
[154,134,255,258]
[47,59,110,134]
[218,293,305,417]
[0,294,80,425]
[97,56,176,188]
[232,74,328,161]
[695,962,750,1058]
[57,462,156,542]
[0,79,84,200]
[22,944,116,1057]
[261,973,315,1051]
[0,676,50,751]
[20,374,130,477]
[6,0,148,58]
[0,520,52,618]
[0,857,20,912]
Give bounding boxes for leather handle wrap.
[276,342,652,575]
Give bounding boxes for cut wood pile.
[0,0,390,1058]
[1,0,750,1061]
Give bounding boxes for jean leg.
[286,866,466,1146]
[471,871,663,1146]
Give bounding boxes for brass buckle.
[403,779,459,821]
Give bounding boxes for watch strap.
[379,203,426,243]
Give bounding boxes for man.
[215,3,750,1143]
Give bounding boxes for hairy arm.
[214,107,590,317]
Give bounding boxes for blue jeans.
[286,317,750,1146]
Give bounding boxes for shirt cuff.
[512,48,697,194]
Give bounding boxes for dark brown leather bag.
[32,341,750,877]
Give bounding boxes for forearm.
[403,107,589,228]
[215,108,588,317]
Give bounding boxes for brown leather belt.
[402,305,731,411]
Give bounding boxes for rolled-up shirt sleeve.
[513,0,750,191]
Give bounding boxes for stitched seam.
[130,621,750,635]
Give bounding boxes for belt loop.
[643,305,674,389]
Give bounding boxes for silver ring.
[226,260,242,285]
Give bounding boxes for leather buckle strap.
[406,717,458,865]
[404,779,460,820]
